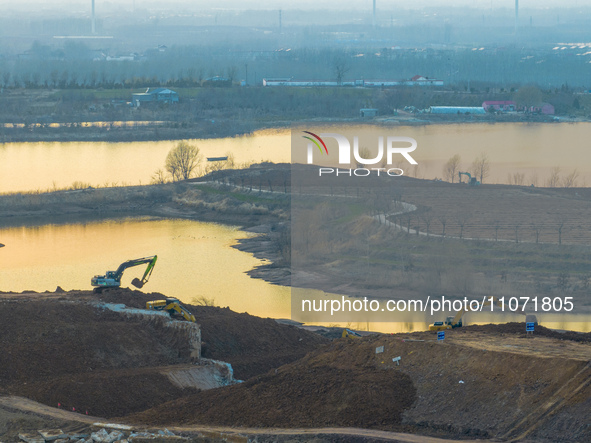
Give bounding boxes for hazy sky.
[2,1,591,12]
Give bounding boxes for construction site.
[1,165,591,442]
[0,284,588,443]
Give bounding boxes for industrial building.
[429,106,486,115]
[132,88,179,107]
[482,100,517,112]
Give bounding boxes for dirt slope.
[128,332,591,442]
[94,288,330,380]
[128,339,417,429]
[0,289,329,418]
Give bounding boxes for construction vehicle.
[342,328,362,339]
[458,171,480,186]
[146,298,196,322]
[429,297,504,332]
[91,255,157,290]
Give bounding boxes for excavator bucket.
[131,278,144,288]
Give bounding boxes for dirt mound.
[128,340,416,429]
[0,289,329,420]
[460,322,591,343]
[94,289,329,380]
[14,368,197,418]
[0,295,201,418]
[0,298,192,383]
[190,305,329,380]
[130,334,591,441]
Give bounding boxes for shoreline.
[0,113,570,144]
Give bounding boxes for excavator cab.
[445,316,462,328]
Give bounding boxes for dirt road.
[0,396,486,443]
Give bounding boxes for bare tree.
[546,167,561,187]
[562,169,579,188]
[493,220,501,241]
[438,215,447,237]
[444,154,461,183]
[511,172,525,186]
[422,214,433,237]
[531,221,542,244]
[528,170,539,187]
[333,57,350,85]
[165,141,201,181]
[471,152,490,183]
[514,223,521,243]
[151,168,168,184]
[457,213,471,239]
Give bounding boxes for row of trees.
[443,152,490,183]
[442,153,580,187]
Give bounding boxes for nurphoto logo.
[302,131,418,177]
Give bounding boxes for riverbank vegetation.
[1,84,590,143]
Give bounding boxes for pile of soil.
[190,305,330,380]
[0,298,192,383]
[129,333,591,441]
[14,368,195,418]
[459,322,591,343]
[95,288,330,380]
[128,339,416,429]
[0,295,199,417]
[0,289,329,418]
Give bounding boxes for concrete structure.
[430,106,486,115]
[482,100,516,112]
[132,88,179,106]
[360,108,379,117]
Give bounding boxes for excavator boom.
[91,255,157,289]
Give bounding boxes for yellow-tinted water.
[0,217,291,318]
[3,123,591,193]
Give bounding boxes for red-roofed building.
[482,100,516,112]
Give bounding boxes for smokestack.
[91,0,96,35]
[515,0,519,36]
[373,0,376,27]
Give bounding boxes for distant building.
[360,108,379,117]
[529,103,555,115]
[132,88,179,107]
[482,100,516,112]
[430,106,486,115]
[262,75,443,87]
[202,77,232,87]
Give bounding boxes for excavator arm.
[129,256,158,288]
[91,255,157,289]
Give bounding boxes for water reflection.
[0,217,291,319]
[0,217,589,333]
